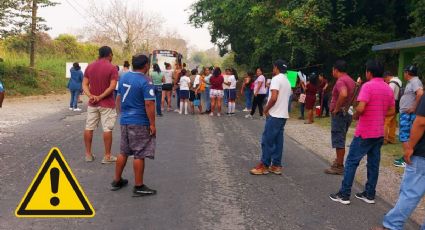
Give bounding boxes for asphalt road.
[0,105,419,230]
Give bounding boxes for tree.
[84,0,163,57]
[189,0,417,75]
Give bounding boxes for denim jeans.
[69,89,80,109]
[383,156,425,230]
[224,89,229,106]
[154,85,162,115]
[176,87,180,109]
[300,103,305,118]
[204,87,211,110]
[261,116,287,167]
[244,88,253,109]
[339,136,384,198]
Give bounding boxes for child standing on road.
[179,69,191,115]
[225,68,238,115]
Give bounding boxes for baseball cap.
[273,59,288,73]
[404,64,418,76]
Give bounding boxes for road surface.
[0,104,419,230]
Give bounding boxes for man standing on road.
[250,60,291,175]
[0,80,4,108]
[394,65,423,168]
[82,46,118,164]
[330,59,395,205]
[325,60,356,175]
[383,71,402,145]
[373,94,425,230]
[111,54,157,196]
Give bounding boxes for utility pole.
[30,0,38,68]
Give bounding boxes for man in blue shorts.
[395,65,423,168]
[0,80,4,108]
[110,54,157,197]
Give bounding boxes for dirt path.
[0,94,71,139]
[285,118,425,225]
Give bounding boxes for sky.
[38,0,214,50]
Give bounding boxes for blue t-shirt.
[0,81,4,92]
[118,72,155,126]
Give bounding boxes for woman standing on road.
[241,71,254,112]
[209,67,224,117]
[179,69,191,115]
[162,63,174,112]
[318,73,330,117]
[67,62,83,111]
[151,64,164,117]
[224,68,238,115]
[304,73,319,124]
[245,67,267,119]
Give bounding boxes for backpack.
[390,80,403,113]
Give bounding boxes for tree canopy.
[189,0,424,75]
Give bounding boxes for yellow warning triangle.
[15,147,95,218]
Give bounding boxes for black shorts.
[180,90,190,99]
[189,90,196,102]
[162,83,173,91]
[228,89,237,100]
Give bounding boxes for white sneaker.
[69,107,73,111]
[73,108,82,112]
[245,114,253,119]
[209,113,214,117]
[217,113,221,117]
[243,108,249,112]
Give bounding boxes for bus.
[150,50,183,71]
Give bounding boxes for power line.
[63,0,91,24]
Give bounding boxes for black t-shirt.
[413,95,425,157]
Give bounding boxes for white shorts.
[210,89,224,98]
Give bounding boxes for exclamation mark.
[50,167,60,206]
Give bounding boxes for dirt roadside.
[285,118,425,225]
[0,94,71,139]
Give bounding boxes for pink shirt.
[355,78,395,139]
[330,74,356,111]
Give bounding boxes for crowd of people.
[69,45,425,229]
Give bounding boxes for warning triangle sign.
[15,147,95,218]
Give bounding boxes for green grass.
[289,101,404,172]
[0,51,69,96]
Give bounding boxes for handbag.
[194,98,200,106]
[298,93,306,103]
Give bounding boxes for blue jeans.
[261,116,287,167]
[224,89,229,106]
[300,103,305,118]
[339,136,384,198]
[244,88,253,109]
[69,89,80,109]
[176,87,180,109]
[204,87,211,110]
[154,85,162,115]
[383,156,425,230]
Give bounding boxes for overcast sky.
[38,0,214,50]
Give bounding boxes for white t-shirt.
[163,70,173,84]
[228,75,237,89]
[268,73,291,119]
[179,76,191,90]
[223,75,230,90]
[193,75,201,88]
[255,75,267,94]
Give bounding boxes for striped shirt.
[355,78,395,139]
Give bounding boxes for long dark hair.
[73,62,81,71]
[213,67,221,77]
[231,68,238,81]
[153,63,161,73]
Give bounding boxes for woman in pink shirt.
[209,67,224,116]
